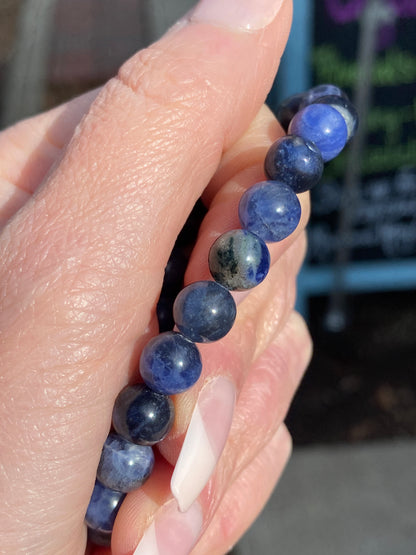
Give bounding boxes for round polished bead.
[311,95,359,142]
[140,331,202,394]
[264,135,324,193]
[276,92,304,132]
[97,433,154,493]
[239,181,301,243]
[300,84,347,108]
[288,104,348,162]
[113,384,174,446]
[173,281,237,343]
[209,229,270,290]
[85,480,126,533]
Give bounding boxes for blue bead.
[311,95,359,142]
[239,181,301,243]
[264,135,324,193]
[140,331,202,394]
[85,480,125,533]
[300,84,347,108]
[113,384,174,446]
[289,104,348,162]
[173,281,237,343]
[276,92,305,132]
[97,433,154,493]
[209,229,270,290]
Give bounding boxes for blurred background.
[1,1,415,553]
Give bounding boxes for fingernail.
[171,376,236,512]
[190,0,285,31]
[133,500,203,555]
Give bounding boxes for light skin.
[0,1,312,553]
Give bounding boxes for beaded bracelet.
[85,83,358,546]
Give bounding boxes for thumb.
[0,1,292,553]
[2,0,293,336]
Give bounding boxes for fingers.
[185,104,310,287]
[160,231,309,462]
[109,101,311,553]
[111,311,311,554]
[109,97,312,553]
[159,104,309,454]
[0,2,294,553]
[195,424,292,554]
[114,425,292,555]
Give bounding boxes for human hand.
[0,0,312,553]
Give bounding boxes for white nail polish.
[171,376,236,512]
[191,0,285,31]
[133,500,203,555]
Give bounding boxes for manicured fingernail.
[171,376,236,512]
[191,0,285,31]
[133,500,203,555]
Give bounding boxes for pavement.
[233,439,416,555]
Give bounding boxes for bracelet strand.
[85,83,359,546]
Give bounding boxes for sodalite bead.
[173,281,237,343]
[311,95,359,142]
[113,384,174,446]
[239,181,301,243]
[289,104,348,162]
[208,229,270,290]
[276,92,304,132]
[264,135,324,193]
[97,433,154,493]
[300,84,347,108]
[85,480,126,533]
[140,331,202,395]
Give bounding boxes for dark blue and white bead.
[209,229,270,290]
[288,103,348,162]
[140,331,202,394]
[97,433,154,493]
[311,95,358,142]
[113,384,174,446]
[264,135,324,193]
[85,480,126,533]
[173,281,237,343]
[239,180,301,243]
